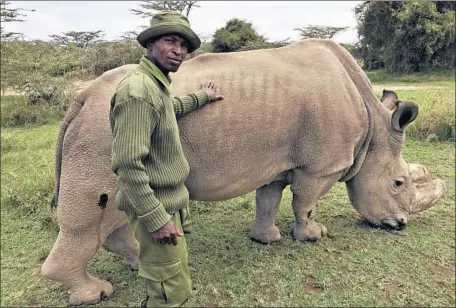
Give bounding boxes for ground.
[1,72,454,306]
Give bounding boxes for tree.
[211,18,267,52]
[131,1,200,18]
[356,1,455,72]
[294,25,348,40]
[0,0,34,40]
[49,31,104,48]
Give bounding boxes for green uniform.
[110,56,210,307]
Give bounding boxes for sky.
[5,1,363,44]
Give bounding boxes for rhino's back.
[170,40,368,199]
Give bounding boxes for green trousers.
[127,207,192,307]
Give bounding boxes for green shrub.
[436,122,454,141]
[356,2,455,73]
[0,95,69,128]
[211,18,268,53]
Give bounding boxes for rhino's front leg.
[290,168,340,242]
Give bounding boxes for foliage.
[0,95,69,128]
[49,31,105,49]
[356,1,455,73]
[294,25,348,40]
[211,18,268,53]
[131,0,200,18]
[340,43,361,59]
[0,0,34,40]
[435,123,454,141]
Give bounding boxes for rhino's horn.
[381,89,399,110]
[409,163,430,184]
[412,179,446,214]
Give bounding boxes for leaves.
[130,1,200,18]
[356,1,455,73]
[294,25,348,40]
[0,0,34,40]
[49,31,105,49]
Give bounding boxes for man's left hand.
[202,81,224,102]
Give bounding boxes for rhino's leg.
[290,168,340,242]
[41,185,123,305]
[41,226,114,306]
[102,223,139,270]
[249,181,287,243]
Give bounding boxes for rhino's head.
[345,90,446,230]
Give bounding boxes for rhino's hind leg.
[290,169,340,242]
[103,223,139,270]
[41,227,113,306]
[249,181,287,243]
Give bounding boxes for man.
[109,11,223,307]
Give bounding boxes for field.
[1,71,455,307]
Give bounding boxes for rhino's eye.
[393,180,404,189]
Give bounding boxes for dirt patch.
[302,279,342,293]
[251,284,278,303]
[435,264,455,277]
[27,296,38,306]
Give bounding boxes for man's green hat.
[137,11,201,53]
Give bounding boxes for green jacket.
[110,56,210,233]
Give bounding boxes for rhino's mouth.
[365,218,407,231]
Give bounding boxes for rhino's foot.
[68,275,113,306]
[249,223,282,244]
[292,220,328,242]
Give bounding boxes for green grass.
[1,70,455,307]
[367,69,455,85]
[370,69,455,141]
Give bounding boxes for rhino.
[41,39,446,306]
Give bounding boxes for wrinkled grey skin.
[41,40,446,306]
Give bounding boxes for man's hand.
[152,221,183,245]
[202,81,223,102]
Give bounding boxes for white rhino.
[41,39,446,305]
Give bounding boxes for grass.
[369,69,455,141]
[1,71,455,307]
[366,69,455,85]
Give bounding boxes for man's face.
[148,34,189,74]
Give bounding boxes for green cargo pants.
[127,207,192,307]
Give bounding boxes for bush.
[211,18,268,53]
[356,1,455,73]
[1,94,70,128]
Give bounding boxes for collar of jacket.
[139,56,172,90]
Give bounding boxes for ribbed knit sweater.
[109,56,210,233]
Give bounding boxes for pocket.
[180,207,192,234]
[139,259,191,306]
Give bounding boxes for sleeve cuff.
[194,90,210,108]
[138,205,172,233]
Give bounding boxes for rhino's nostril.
[397,218,407,230]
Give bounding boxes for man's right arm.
[111,97,172,233]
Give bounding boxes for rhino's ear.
[391,101,419,132]
[381,89,399,110]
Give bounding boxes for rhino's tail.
[52,83,93,208]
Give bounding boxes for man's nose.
[173,45,185,56]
